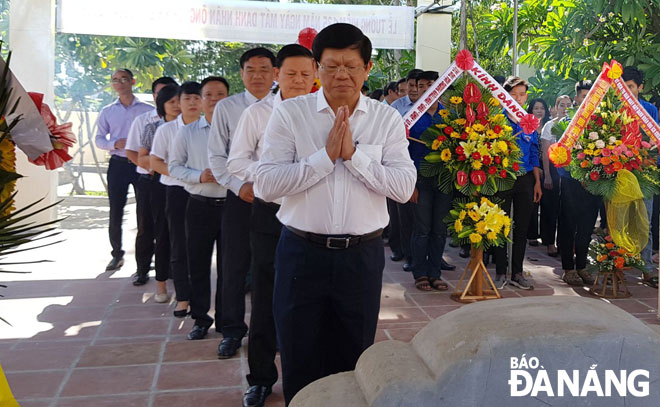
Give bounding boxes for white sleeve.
[150,126,169,161]
[169,129,202,184]
[540,119,556,141]
[208,102,244,194]
[227,107,261,182]
[125,115,144,152]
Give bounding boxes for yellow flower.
[440,148,452,161]
[487,130,497,139]
[469,132,479,141]
[480,197,492,206]
[584,149,593,156]
[487,231,498,241]
[455,118,467,126]
[503,125,513,133]
[476,221,487,234]
[489,97,500,107]
[435,123,447,129]
[502,158,510,168]
[431,139,442,151]
[588,143,596,150]
[450,96,463,104]
[468,210,481,222]
[593,149,602,156]
[472,161,483,170]
[504,225,511,237]
[458,210,466,220]
[439,109,450,118]
[450,132,460,138]
[494,113,505,122]
[472,123,485,132]
[469,233,483,244]
[454,219,463,232]
[466,202,477,209]
[615,140,622,146]
[497,140,508,153]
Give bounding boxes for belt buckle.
[326,236,350,249]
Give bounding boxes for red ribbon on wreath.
[28,92,76,170]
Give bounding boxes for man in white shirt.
[208,48,277,359]
[169,76,230,337]
[125,77,178,285]
[228,44,316,407]
[255,23,416,404]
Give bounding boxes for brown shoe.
[562,270,583,286]
[576,269,596,285]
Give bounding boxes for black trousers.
[559,177,601,270]
[246,199,281,388]
[149,177,170,282]
[527,202,540,240]
[387,199,413,259]
[135,175,155,275]
[219,191,252,338]
[274,227,384,405]
[540,169,560,246]
[187,196,223,327]
[166,185,190,301]
[494,173,535,276]
[107,155,139,259]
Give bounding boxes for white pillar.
[415,0,452,72]
[9,0,58,223]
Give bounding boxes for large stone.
[291,297,660,407]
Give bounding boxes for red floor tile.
[5,370,67,399]
[77,342,161,367]
[60,365,156,396]
[163,339,223,363]
[56,394,150,407]
[153,388,244,406]
[97,318,170,338]
[106,304,171,320]
[157,360,243,390]
[1,346,82,371]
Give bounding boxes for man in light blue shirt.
[391,69,422,116]
[95,69,153,272]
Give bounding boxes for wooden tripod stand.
[452,247,501,303]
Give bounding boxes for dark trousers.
[494,173,535,276]
[149,177,170,282]
[135,175,155,274]
[187,196,223,327]
[653,195,659,251]
[559,177,601,270]
[387,199,413,259]
[528,204,540,240]
[107,155,139,259]
[274,227,384,405]
[411,176,452,279]
[166,186,190,301]
[219,191,252,338]
[540,170,560,246]
[247,199,281,388]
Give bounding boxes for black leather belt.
[190,194,226,207]
[255,197,280,210]
[140,173,160,182]
[286,226,382,250]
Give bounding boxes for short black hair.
[396,78,406,85]
[406,69,423,82]
[240,47,276,69]
[115,68,133,79]
[417,70,439,82]
[527,98,551,125]
[650,94,660,108]
[179,81,202,98]
[622,66,644,86]
[151,77,178,94]
[361,83,369,92]
[276,44,314,68]
[312,23,372,65]
[201,76,230,93]
[369,89,383,100]
[384,81,399,95]
[575,80,593,94]
[503,76,529,92]
[493,75,506,85]
[156,84,180,118]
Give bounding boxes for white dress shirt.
[227,91,283,203]
[255,91,416,235]
[208,90,273,195]
[169,117,228,198]
[151,115,186,187]
[126,109,159,174]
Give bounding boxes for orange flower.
[597,254,608,262]
[605,243,615,249]
[611,154,620,162]
[617,248,627,255]
[581,160,590,168]
[613,256,625,269]
[601,157,611,166]
[612,161,624,171]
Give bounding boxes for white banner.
[56,0,415,49]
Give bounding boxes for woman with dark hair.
[526,98,551,247]
[137,84,180,303]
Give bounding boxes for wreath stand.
[452,247,501,303]
[589,269,631,299]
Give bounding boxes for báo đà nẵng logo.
[508,354,650,398]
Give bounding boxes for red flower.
[457,171,468,186]
[482,155,492,166]
[500,170,507,178]
[463,82,482,104]
[493,125,502,134]
[604,165,615,174]
[520,114,540,135]
[444,126,453,135]
[470,170,487,186]
[624,163,633,171]
[488,166,497,175]
[590,171,600,181]
[477,102,489,118]
[455,49,475,70]
[494,156,501,164]
[480,118,489,126]
[609,251,619,258]
[460,133,468,140]
[455,146,464,155]
[466,105,476,125]
[472,152,481,160]
[457,155,466,161]
[595,117,604,126]
[512,162,520,172]
[437,135,447,142]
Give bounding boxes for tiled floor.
[0,197,658,406]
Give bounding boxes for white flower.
[599,16,606,23]
[583,39,589,47]
[609,136,616,144]
[595,140,605,149]
[576,143,582,150]
[608,12,614,18]
[574,28,581,32]
[588,132,599,140]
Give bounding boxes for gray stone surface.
[292,297,660,407]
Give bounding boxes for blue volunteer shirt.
[408,105,444,170]
[639,99,660,165]
[507,115,540,173]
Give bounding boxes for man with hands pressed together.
[255,23,416,405]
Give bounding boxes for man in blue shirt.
[493,77,542,290]
[623,66,659,288]
[408,70,455,292]
[391,69,423,116]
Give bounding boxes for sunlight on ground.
[0,296,73,339]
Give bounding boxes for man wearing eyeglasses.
[255,23,416,405]
[95,69,154,273]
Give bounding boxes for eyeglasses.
[318,64,366,75]
[112,77,131,84]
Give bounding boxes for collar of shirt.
[245,89,260,104]
[316,90,369,115]
[273,91,283,110]
[112,95,144,109]
[198,116,210,128]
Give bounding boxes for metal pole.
[459,0,468,51]
[512,0,519,76]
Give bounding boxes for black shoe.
[440,259,456,271]
[106,257,124,271]
[390,252,404,262]
[132,273,149,286]
[243,385,272,407]
[173,308,189,318]
[403,258,413,272]
[217,337,242,359]
[187,324,209,340]
[528,239,540,247]
[459,247,470,258]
